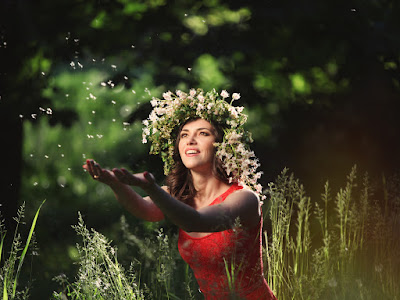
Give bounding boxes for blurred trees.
[1,0,400,297]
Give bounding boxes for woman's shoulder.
[227,184,260,204]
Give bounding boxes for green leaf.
[12,199,46,297]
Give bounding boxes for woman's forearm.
[109,182,164,222]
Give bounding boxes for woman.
[83,89,277,299]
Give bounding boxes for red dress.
[178,184,277,299]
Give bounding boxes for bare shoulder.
[226,187,260,206]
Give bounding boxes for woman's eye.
[200,131,209,136]
[180,133,188,138]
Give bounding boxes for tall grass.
[264,167,400,299]
[0,200,45,300]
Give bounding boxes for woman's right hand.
[83,159,120,186]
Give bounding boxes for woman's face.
[178,119,216,173]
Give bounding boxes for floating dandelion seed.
[44,155,49,159]
[92,110,96,114]
[33,182,38,186]
[184,13,188,17]
[144,88,151,95]
[111,100,116,104]
[41,72,46,76]
[88,121,92,125]
[89,93,96,100]
[101,82,107,87]
[97,134,103,139]
[131,45,135,48]
[19,114,24,118]
[111,64,117,70]
[112,118,116,122]
[31,114,37,119]
[123,122,130,126]
[187,67,192,71]
[65,94,69,97]
[39,107,46,112]
[78,62,83,68]
[87,134,94,139]
[46,108,53,115]
[82,154,86,158]
[61,154,65,157]
[132,90,136,94]
[124,76,128,80]
[58,144,62,148]
[30,154,34,157]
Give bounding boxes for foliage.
[0,201,45,300]
[52,212,144,300]
[265,167,400,299]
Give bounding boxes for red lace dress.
[178,184,277,299]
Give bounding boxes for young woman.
[83,89,277,299]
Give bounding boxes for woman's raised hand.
[83,159,120,186]
[112,168,156,191]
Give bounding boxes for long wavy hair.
[166,118,230,205]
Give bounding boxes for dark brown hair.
[166,118,230,205]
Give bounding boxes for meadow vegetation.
[2,167,399,299]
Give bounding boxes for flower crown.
[142,88,265,200]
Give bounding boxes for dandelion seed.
[74,39,79,43]
[46,108,53,115]
[132,90,136,94]
[124,76,128,80]
[88,121,92,125]
[39,107,46,112]
[144,88,151,95]
[87,134,94,139]
[31,114,37,119]
[92,110,96,114]
[65,94,69,97]
[30,154,34,157]
[111,64,117,70]
[44,155,49,159]
[70,61,76,68]
[112,118,116,122]
[33,182,38,186]
[123,122,130,126]
[96,134,103,139]
[19,114,24,118]
[89,93,96,100]
[111,100,116,105]
[77,62,83,68]
[187,67,192,71]
[131,45,135,48]
[184,13,188,17]
[41,72,45,76]
[58,144,62,148]
[61,154,65,157]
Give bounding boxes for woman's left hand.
[112,168,156,191]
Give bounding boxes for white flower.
[220,90,229,98]
[163,91,172,100]
[232,93,241,100]
[190,89,196,97]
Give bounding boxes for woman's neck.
[190,171,230,209]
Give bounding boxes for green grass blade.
[12,199,46,297]
[0,232,5,264]
[3,276,8,300]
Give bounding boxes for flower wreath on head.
[142,88,265,201]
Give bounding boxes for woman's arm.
[83,160,164,222]
[113,169,261,232]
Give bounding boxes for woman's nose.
[187,135,197,144]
